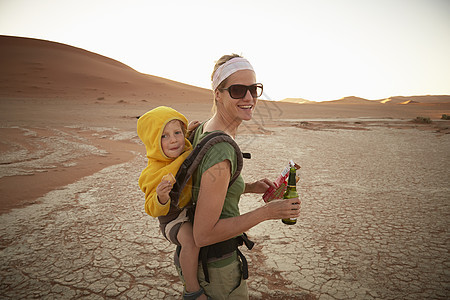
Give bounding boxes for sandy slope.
[0,35,212,104]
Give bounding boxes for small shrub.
[441,114,450,120]
[413,116,432,124]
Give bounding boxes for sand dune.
[284,95,450,106]
[380,95,450,104]
[321,96,378,104]
[0,35,212,104]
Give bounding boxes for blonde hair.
[210,54,242,112]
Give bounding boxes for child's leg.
[177,222,205,297]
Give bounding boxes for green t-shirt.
[191,124,245,219]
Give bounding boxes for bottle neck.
[287,167,296,186]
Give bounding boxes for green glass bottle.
[282,161,298,225]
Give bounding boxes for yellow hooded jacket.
[137,106,193,217]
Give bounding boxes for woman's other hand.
[244,178,275,194]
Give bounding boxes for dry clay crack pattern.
[1,126,449,299]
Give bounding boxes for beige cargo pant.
[177,257,248,299]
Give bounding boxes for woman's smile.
[237,104,253,110]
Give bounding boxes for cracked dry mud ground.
[1,125,449,299]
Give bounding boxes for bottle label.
[262,165,290,202]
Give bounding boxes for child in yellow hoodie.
[137,106,206,299]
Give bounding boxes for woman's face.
[216,69,258,122]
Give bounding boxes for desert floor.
[1,98,449,299]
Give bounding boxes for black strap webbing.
[200,233,254,283]
[168,130,246,209]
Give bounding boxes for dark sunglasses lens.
[249,85,263,97]
[229,85,247,99]
[229,84,262,99]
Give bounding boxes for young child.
[137,106,206,300]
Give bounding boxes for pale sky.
[1,0,449,101]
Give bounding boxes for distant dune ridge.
[0,35,449,120]
[281,95,450,105]
[280,98,315,104]
[378,95,450,104]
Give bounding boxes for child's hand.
[187,120,200,132]
[156,180,172,204]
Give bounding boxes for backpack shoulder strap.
[169,129,244,207]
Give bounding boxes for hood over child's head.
[137,106,190,161]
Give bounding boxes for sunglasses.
[220,83,263,99]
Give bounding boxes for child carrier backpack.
[169,124,254,283]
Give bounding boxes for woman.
[178,54,301,299]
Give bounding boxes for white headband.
[212,57,254,91]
